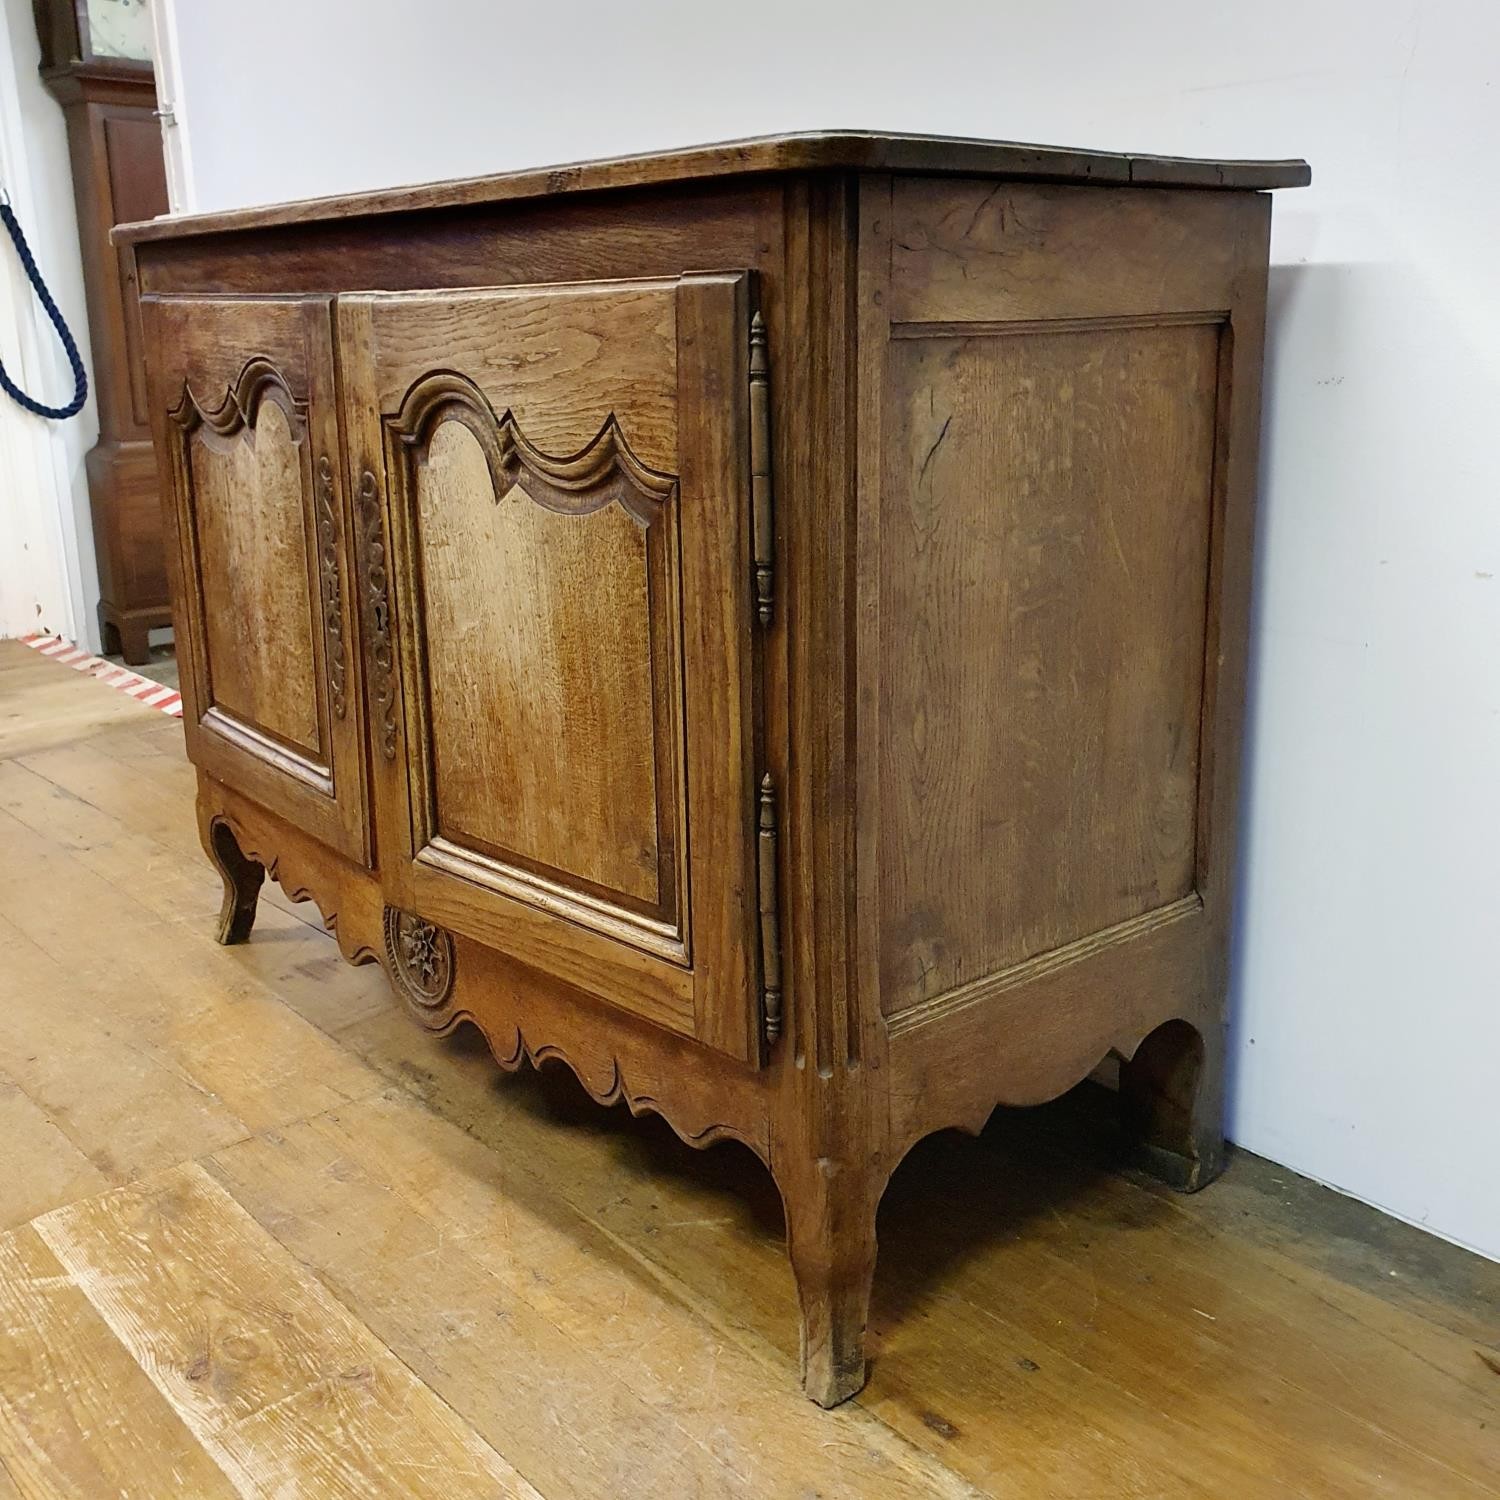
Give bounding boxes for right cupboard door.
[340,275,762,1062]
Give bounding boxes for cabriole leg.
[778,1157,883,1407]
[1120,1016,1226,1192]
[207,818,264,945]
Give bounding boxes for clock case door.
[144,294,369,866]
[339,273,761,1062]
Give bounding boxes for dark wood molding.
[40,59,154,102]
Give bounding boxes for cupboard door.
[143,295,368,865]
[340,275,759,1060]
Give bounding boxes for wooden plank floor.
[0,637,1496,1499]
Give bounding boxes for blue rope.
[0,198,88,420]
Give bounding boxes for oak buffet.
[118,131,1309,1405]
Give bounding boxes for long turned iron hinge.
[749,310,775,628]
[757,771,783,1049]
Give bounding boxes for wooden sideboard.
[118,131,1308,1405]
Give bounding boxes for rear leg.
[1120,1017,1226,1191]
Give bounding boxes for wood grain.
[367,280,687,933]
[359,279,687,945]
[0,1226,241,1500]
[878,321,1219,1015]
[360,280,678,470]
[850,174,1276,1222]
[0,637,1495,1499]
[0,907,252,1182]
[190,395,320,753]
[415,418,667,913]
[0,1076,108,1231]
[0,646,148,757]
[34,1164,541,1499]
[0,792,378,1123]
[336,272,758,1058]
[888,179,1262,324]
[127,141,1304,1403]
[143,293,371,868]
[334,1007,1500,1500]
[207,1092,975,1500]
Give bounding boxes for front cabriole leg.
[205,816,264,945]
[775,1154,885,1406]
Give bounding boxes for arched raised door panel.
[141,294,369,866]
[339,274,763,1063]
[385,374,685,941]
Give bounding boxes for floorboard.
[0,1226,242,1500]
[0,638,1496,1499]
[36,1166,539,1498]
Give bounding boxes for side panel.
[858,178,1272,1142]
[879,319,1219,1013]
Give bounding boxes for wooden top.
[115,130,1309,246]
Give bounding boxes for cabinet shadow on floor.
[385,1016,1496,1393]
[399,1021,1177,1364]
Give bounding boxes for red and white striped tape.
[21,632,183,718]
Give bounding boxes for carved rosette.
[315,456,347,719]
[383,906,455,1016]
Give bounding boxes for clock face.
[85,0,153,63]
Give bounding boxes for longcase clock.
[33,0,170,662]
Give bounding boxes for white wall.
[162,0,1500,1260]
[0,0,99,645]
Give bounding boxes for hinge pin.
[749,311,774,628]
[757,771,783,1046]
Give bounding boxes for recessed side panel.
[877,319,1220,1017]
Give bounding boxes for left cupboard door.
[142,295,369,865]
